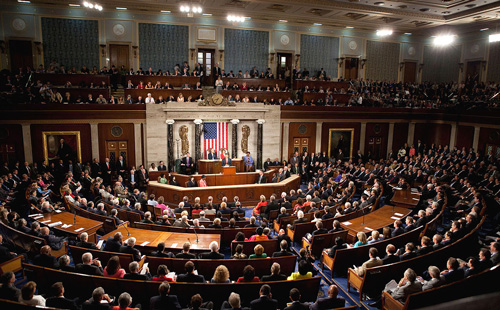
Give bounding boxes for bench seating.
[69,245,144,271]
[231,239,279,256]
[146,255,297,281]
[0,256,23,276]
[302,230,349,258]
[23,263,321,309]
[0,299,60,310]
[102,202,142,224]
[346,216,485,300]
[66,200,117,234]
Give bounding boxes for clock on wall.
[12,18,26,31]
[348,40,358,51]
[408,46,416,56]
[113,24,125,36]
[280,34,290,46]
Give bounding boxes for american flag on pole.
[204,122,229,158]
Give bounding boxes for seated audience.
[237,265,260,283]
[211,265,230,283]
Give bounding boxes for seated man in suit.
[284,288,308,310]
[103,232,123,252]
[75,252,103,276]
[276,207,290,224]
[58,255,75,272]
[0,271,20,302]
[250,284,278,310]
[33,245,59,269]
[150,281,181,310]
[272,240,294,257]
[46,282,79,310]
[175,242,196,259]
[181,152,195,175]
[391,220,405,237]
[261,262,287,282]
[198,241,224,259]
[176,261,206,283]
[120,237,142,261]
[354,247,383,277]
[81,287,113,310]
[123,261,152,280]
[40,227,66,251]
[421,265,445,290]
[76,232,100,250]
[310,285,345,310]
[382,244,400,265]
[256,170,267,184]
[368,268,423,308]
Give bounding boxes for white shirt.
[145,96,155,104]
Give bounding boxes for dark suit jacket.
[76,241,99,250]
[284,301,309,310]
[123,272,152,280]
[198,251,224,259]
[310,296,345,310]
[0,284,20,301]
[176,252,196,259]
[119,245,142,261]
[261,273,287,282]
[222,157,232,167]
[75,263,103,276]
[256,174,267,184]
[46,296,79,310]
[176,272,206,283]
[150,294,181,310]
[382,254,400,265]
[33,253,59,269]
[103,237,122,253]
[250,296,278,310]
[272,250,294,257]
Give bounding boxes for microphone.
[191,225,199,243]
[73,209,77,225]
[119,221,131,236]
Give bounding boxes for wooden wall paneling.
[287,123,316,159]
[0,125,25,165]
[478,127,500,155]
[98,124,136,167]
[321,122,361,159]
[414,123,451,147]
[30,124,92,164]
[392,123,409,152]
[456,125,474,149]
[364,123,389,159]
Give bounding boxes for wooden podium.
[222,166,236,175]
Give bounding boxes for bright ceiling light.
[314,23,322,26]
[17,0,31,3]
[202,13,212,16]
[346,26,354,29]
[490,33,500,43]
[227,15,246,22]
[116,7,127,10]
[376,29,393,36]
[404,32,412,35]
[279,20,288,23]
[161,10,171,13]
[480,28,489,31]
[69,4,80,7]
[433,34,455,46]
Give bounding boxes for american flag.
[204,122,228,158]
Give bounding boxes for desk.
[293,80,350,90]
[221,78,285,89]
[35,73,110,87]
[198,159,243,174]
[126,75,200,88]
[302,92,351,104]
[148,174,300,206]
[124,89,202,100]
[340,206,411,243]
[101,227,219,253]
[40,211,103,243]
[390,188,421,208]
[220,90,291,102]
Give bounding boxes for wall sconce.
[270,53,276,63]
[219,49,224,62]
[338,57,345,67]
[99,44,106,57]
[190,48,195,61]
[360,59,367,69]
[34,41,42,56]
[132,46,138,58]
[458,62,464,72]
[418,63,424,72]
[399,62,405,71]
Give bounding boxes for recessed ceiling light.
[433,35,455,46]
[374,2,385,6]
[490,33,500,42]
[404,33,412,35]
[279,20,288,22]
[376,29,393,36]
[314,23,322,26]
[480,28,489,31]
[346,26,354,29]
[161,10,171,13]
[116,7,127,10]
[69,4,80,7]
[202,13,212,16]
[17,0,30,3]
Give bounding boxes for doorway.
[109,44,130,69]
[197,48,215,86]
[292,137,311,156]
[9,40,33,72]
[105,141,128,166]
[403,62,417,83]
[466,61,481,82]
[276,52,292,82]
[344,57,359,80]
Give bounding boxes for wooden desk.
[101,227,220,253]
[126,75,200,88]
[222,166,236,174]
[222,78,285,89]
[124,89,202,100]
[35,73,110,86]
[148,174,300,206]
[390,188,421,208]
[40,211,103,243]
[340,206,411,243]
[34,87,111,100]
[170,168,276,187]
[303,92,351,104]
[293,80,350,90]
[198,160,221,174]
[221,90,291,102]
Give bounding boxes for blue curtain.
[366,40,399,82]
[224,29,269,74]
[138,23,189,72]
[300,34,339,79]
[41,18,99,70]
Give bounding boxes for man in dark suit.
[175,242,196,259]
[181,152,195,174]
[33,245,59,269]
[198,241,224,259]
[272,240,294,257]
[40,227,66,251]
[261,262,287,282]
[123,261,152,280]
[46,282,79,310]
[250,285,278,310]
[207,149,217,160]
[136,165,149,190]
[76,232,100,250]
[0,271,20,302]
[176,261,206,283]
[256,170,267,184]
[222,156,232,167]
[284,288,309,310]
[82,287,113,310]
[150,281,181,310]
[391,220,405,237]
[382,244,400,265]
[115,156,127,177]
[75,252,103,276]
[101,158,113,185]
[157,161,167,171]
[213,63,222,81]
[310,285,345,310]
[120,237,142,261]
[103,232,123,252]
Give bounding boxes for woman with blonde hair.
[211,265,230,283]
[249,244,267,259]
[19,281,45,306]
[252,195,267,217]
[352,231,367,247]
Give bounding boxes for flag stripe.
[204,122,228,158]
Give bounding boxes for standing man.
[181,152,195,175]
[207,149,217,160]
[244,152,254,172]
[101,158,113,185]
[116,156,127,178]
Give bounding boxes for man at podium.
[221,149,232,166]
[181,152,195,175]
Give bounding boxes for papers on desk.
[61,224,73,229]
[364,227,373,231]
[48,221,62,228]
[412,198,420,201]
[191,243,198,248]
[394,213,404,217]
[390,216,401,220]
[167,272,176,279]
[342,221,352,226]
[31,215,44,220]
[74,228,84,232]
[140,263,149,275]
[171,243,178,247]
[40,220,51,224]
[97,240,104,249]
[29,213,42,218]
[140,241,150,246]
[393,187,403,190]
[55,209,62,213]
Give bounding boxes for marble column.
[133,123,142,167]
[21,124,33,164]
[359,122,367,154]
[194,119,203,165]
[230,119,240,159]
[166,120,175,171]
[472,126,480,152]
[316,122,323,153]
[408,122,416,146]
[256,119,265,169]
[387,122,395,156]
[449,123,457,149]
[90,123,99,161]
[282,122,290,161]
